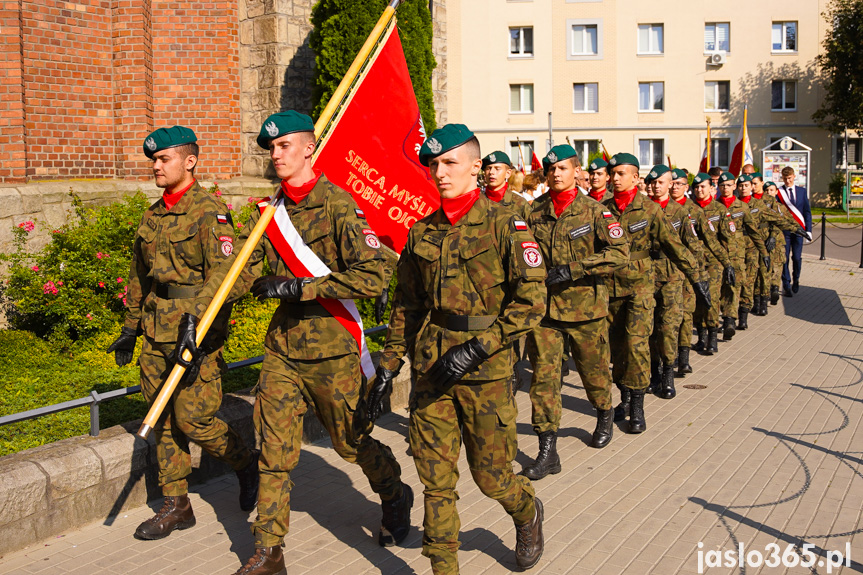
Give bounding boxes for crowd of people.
[106,115,812,575]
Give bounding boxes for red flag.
[601,142,611,162]
[313,25,438,253]
[728,104,754,176]
[531,151,541,172]
[698,144,709,173]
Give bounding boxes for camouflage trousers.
[678,279,696,348]
[694,263,723,329]
[139,337,251,497]
[528,319,613,433]
[772,237,787,289]
[607,293,656,390]
[720,258,746,319]
[253,348,402,548]
[410,375,536,575]
[650,280,683,365]
[741,248,760,310]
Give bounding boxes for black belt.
[282,302,331,319]
[154,283,200,299]
[429,310,497,331]
[649,249,662,260]
[630,250,650,260]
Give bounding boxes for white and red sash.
[776,187,812,241]
[258,196,375,379]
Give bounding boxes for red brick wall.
[1,1,28,182]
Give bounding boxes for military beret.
[542,156,551,173]
[737,174,753,183]
[544,144,578,167]
[482,151,512,168]
[763,181,777,189]
[143,126,197,159]
[751,171,763,180]
[692,172,711,185]
[644,164,671,184]
[671,168,688,180]
[588,158,608,173]
[257,110,315,149]
[608,152,640,169]
[419,124,475,167]
[718,171,735,183]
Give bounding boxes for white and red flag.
[775,188,813,241]
[729,104,754,176]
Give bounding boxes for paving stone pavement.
[2,255,863,575]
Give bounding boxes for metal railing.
[816,212,863,267]
[0,324,388,437]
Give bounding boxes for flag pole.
[136,0,402,440]
[706,117,711,169]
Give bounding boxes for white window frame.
[573,83,598,113]
[509,140,535,167]
[834,135,863,169]
[638,81,664,113]
[772,21,797,53]
[703,136,732,169]
[566,19,603,61]
[771,80,797,112]
[572,139,600,168]
[509,84,534,114]
[509,26,534,58]
[704,81,730,112]
[635,136,666,170]
[637,24,664,55]
[704,22,730,53]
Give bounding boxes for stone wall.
[431,0,448,126]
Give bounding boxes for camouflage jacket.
[762,195,796,248]
[487,188,532,220]
[527,192,629,322]
[602,192,699,297]
[651,199,702,284]
[745,195,799,248]
[701,198,767,262]
[123,182,237,344]
[681,198,732,269]
[212,175,389,360]
[381,194,547,382]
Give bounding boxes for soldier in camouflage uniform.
[520,145,628,479]
[586,158,614,203]
[106,126,259,542]
[601,154,710,433]
[482,151,531,220]
[762,181,802,305]
[370,124,547,574]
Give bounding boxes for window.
[771,80,797,111]
[510,27,533,57]
[510,84,534,113]
[637,24,663,54]
[572,24,598,55]
[704,81,730,111]
[836,137,863,167]
[638,139,665,167]
[573,140,599,167]
[704,22,730,52]
[510,140,534,167]
[573,83,598,113]
[705,137,731,168]
[772,21,797,52]
[638,82,664,112]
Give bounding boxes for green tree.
[310,0,437,133]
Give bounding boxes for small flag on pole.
[729,105,754,176]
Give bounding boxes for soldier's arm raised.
[696,209,732,268]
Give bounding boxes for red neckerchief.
[651,196,670,209]
[753,192,764,199]
[718,195,735,208]
[442,188,481,225]
[695,196,712,209]
[740,195,752,204]
[674,196,687,206]
[163,180,196,211]
[588,188,607,202]
[550,188,578,217]
[486,183,507,203]
[613,188,638,212]
[281,169,322,204]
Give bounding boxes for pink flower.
[248,197,257,203]
[98,281,105,288]
[96,252,109,259]
[53,230,61,234]
[237,223,243,229]
[18,221,35,232]
[57,281,63,286]
[226,203,233,210]
[31,265,39,271]
[42,281,58,295]
[230,319,236,325]
[215,190,222,197]
[116,277,123,283]
[86,313,93,320]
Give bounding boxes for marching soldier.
[762,181,802,305]
[521,145,628,480]
[586,158,613,203]
[482,151,531,220]
[107,126,259,541]
[369,124,547,573]
[602,154,710,433]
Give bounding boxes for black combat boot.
[659,364,676,399]
[514,497,544,570]
[647,360,661,394]
[751,296,762,316]
[628,388,646,433]
[737,307,749,330]
[379,483,414,546]
[770,285,780,305]
[134,495,196,540]
[722,317,736,341]
[590,408,614,448]
[236,449,260,512]
[759,296,769,316]
[692,327,708,352]
[613,385,631,422]
[677,347,692,376]
[233,546,287,575]
[707,328,719,354]
[522,432,561,480]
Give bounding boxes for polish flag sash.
[775,187,813,241]
[259,197,376,379]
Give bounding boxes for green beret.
[718,171,735,183]
[644,164,671,184]
[737,174,753,184]
[608,152,640,169]
[544,144,578,167]
[588,158,608,173]
[763,181,777,189]
[671,168,688,180]
[542,156,551,173]
[751,171,763,180]
[692,172,711,185]
[419,124,475,167]
[143,126,197,159]
[482,151,512,169]
[257,111,315,149]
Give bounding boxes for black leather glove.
[693,280,712,309]
[374,288,389,324]
[251,276,313,302]
[723,265,736,287]
[545,264,572,287]
[366,361,403,423]
[763,255,771,270]
[765,236,776,252]
[794,227,808,238]
[427,338,489,388]
[106,327,138,367]
[173,313,200,370]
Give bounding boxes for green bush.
[828,171,845,208]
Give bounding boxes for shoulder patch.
[513,220,528,231]
[216,213,233,226]
[608,221,624,239]
[672,220,682,230]
[355,208,366,219]
[602,211,613,218]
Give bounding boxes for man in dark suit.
[779,166,812,296]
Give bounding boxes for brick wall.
[0,1,26,182]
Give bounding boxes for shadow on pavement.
[781,286,852,325]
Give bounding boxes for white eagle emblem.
[590,162,597,170]
[427,138,442,154]
[650,171,657,178]
[145,137,156,151]
[265,121,279,137]
[548,152,558,163]
[489,153,496,163]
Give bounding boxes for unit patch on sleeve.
[608,222,624,239]
[514,220,528,231]
[522,245,543,267]
[219,235,233,256]
[362,228,380,249]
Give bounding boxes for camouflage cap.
[257,110,315,149]
[644,164,671,184]
[671,168,688,180]
[143,126,197,159]
[419,123,475,167]
[692,172,712,185]
[608,152,640,169]
[544,144,578,167]
[718,171,736,183]
[588,158,608,173]
[482,151,512,169]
